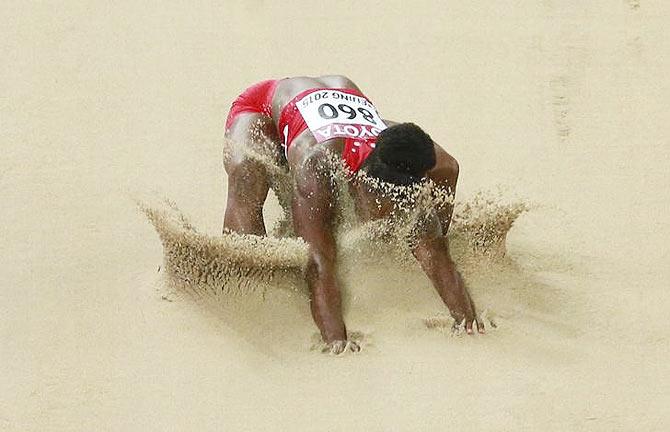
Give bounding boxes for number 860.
[318,103,377,124]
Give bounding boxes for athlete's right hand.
[451,316,486,335]
[322,340,361,355]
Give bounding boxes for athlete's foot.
[321,340,361,355]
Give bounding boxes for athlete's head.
[361,123,436,185]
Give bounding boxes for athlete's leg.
[223,113,282,236]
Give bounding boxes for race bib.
[296,90,387,143]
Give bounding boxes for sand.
[2,1,669,430]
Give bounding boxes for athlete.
[223,75,484,353]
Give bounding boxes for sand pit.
[4,1,669,430]
[138,188,542,361]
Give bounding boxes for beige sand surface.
[2,1,669,430]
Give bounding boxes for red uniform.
[225,79,278,130]
[227,81,385,173]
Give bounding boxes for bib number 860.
[318,103,377,125]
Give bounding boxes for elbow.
[443,155,459,187]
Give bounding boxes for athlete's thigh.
[224,113,284,170]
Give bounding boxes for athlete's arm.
[412,218,484,334]
[416,142,481,332]
[289,144,356,352]
[367,128,477,331]
[426,142,459,235]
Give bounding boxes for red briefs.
[227,81,386,173]
[225,79,279,130]
[278,88,387,173]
